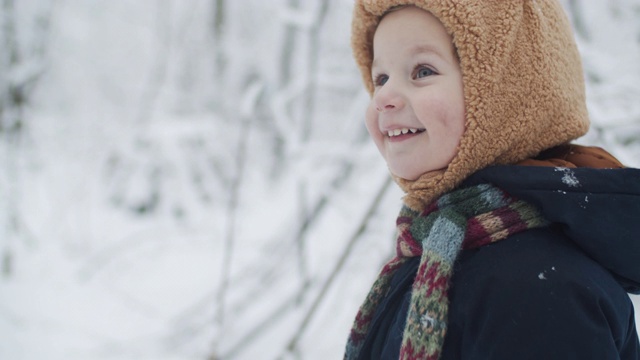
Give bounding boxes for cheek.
[365,104,384,145]
[451,96,466,138]
[420,95,465,135]
[451,83,467,134]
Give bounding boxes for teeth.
[387,128,421,137]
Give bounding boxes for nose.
[374,88,404,113]
[373,81,405,113]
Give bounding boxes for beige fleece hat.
[352,0,590,210]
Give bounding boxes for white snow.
[538,272,547,280]
[1,1,639,359]
[555,167,581,188]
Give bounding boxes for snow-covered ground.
[1,1,639,359]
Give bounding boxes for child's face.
[365,6,465,180]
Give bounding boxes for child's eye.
[373,74,389,87]
[414,65,436,79]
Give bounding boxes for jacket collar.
[463,164,640,293]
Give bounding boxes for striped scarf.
[345,184,548,359]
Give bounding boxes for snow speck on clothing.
[554,167,581,187]
[538,272,547,280]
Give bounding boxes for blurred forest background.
[1,0,639,359]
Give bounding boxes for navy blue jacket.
[359,165,640,359]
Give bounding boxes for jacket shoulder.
[443,227,639,360]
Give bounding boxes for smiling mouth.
[386,127,425,138]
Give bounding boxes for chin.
[391,165,446,181]
[389,168,420,181]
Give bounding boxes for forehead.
[372,6,456,63]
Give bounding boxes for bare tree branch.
[212,79,263,356]
[282,175,393,357]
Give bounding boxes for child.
[345,1,640,359]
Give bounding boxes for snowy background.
[1,1,639,359]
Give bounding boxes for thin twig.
[212,80,262,355]
[213,121,251,354]
[283,175,393,356]
[221,287,306,359]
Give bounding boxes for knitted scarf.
[344,184,548,359]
